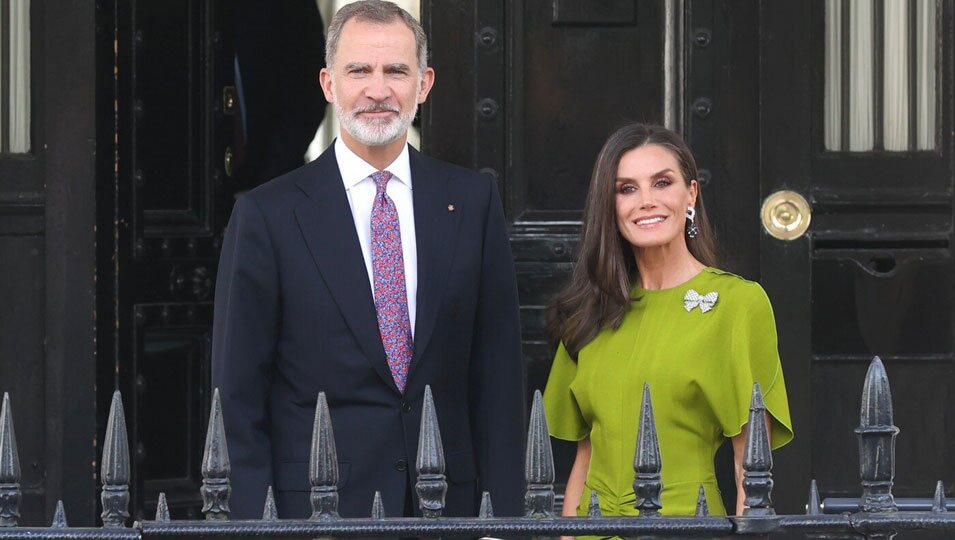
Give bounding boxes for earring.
[686,206,699,239]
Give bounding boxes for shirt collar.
[335,138,413,191]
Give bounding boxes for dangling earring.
[686,206,699,239]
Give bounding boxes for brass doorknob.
[761,190,811,240]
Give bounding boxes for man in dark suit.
[212,0,525,521]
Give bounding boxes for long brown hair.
[546,123,718,358]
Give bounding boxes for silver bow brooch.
[684,289,719,313]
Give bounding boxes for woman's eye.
[654,178,672,188]
[618,184,636,194]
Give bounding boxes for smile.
[635,216,667,227]
[352,104,401,119]
[359,110,397,117]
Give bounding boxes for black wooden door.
[97,0,236,520]
[759,0,955,515]
[0,0,97,526]
[98,0,326,521]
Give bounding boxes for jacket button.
[394,459,408,472]
[401,401,412,413]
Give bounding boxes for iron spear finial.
[633,383,662,517]
[200,388,231,520]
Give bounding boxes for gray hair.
[325,0,428,72]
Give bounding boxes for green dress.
[543,267,793,520]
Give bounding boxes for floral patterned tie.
[370,170,413,392]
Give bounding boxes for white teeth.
[636,217,666,225]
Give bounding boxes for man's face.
[320,18,435,148]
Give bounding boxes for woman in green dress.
[543,123,793,524]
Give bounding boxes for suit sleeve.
[212,194,279,519]
[469,178,527,517]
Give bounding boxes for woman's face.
[614,143,698,253]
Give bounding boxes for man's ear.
[319,68,335,104]
[417,67,436,104]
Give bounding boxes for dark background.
[0,0,951,529]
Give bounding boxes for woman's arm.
[559,438,592,540]
[731,412,772,515]
[563,438,592,515]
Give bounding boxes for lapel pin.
[447,204,455,212]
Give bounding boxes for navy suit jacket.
[212,144,526,520]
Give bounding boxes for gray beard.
[334,100,418,147]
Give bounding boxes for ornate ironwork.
[933,481,947,514]
[415,386,447,519]
[587,490,601,517]
[200,389,231,521]
[0,394,21,527]
[309,393,339,521]
[0,356,953,539]
[263,487,278,521]
[524,390,555,518]
[101,391,130,528]
[633,383,662,517]
[370,492,385,520]
[478,492,493,519]
[807,480,822,515]
[856,356,899,513]
[695,485,708,517]
[50,502,66,528]
[742,383,775,517]
[155,493,170,522]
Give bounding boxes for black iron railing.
[0,356,953,538]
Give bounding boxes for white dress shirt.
[335,138,418,336]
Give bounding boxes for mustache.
[352,103,400,115]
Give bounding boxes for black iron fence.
[0,356,953,538]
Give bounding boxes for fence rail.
[0,356,951,538]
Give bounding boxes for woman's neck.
[633,245,706,290]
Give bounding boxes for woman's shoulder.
[699,267,772,309]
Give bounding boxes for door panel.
[760,0,955,516]
[101,0,328,520]
[811,250,952,356]
[506,0,660,221]
[0,0,98,525]
[98,0,233,520]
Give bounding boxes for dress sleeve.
[717,284,794,450]
[543,342,590,441]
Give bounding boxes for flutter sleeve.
[715,284,794,449]
[543,342,590,441]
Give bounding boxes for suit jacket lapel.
[408,147,460,377]
[293,148,398,394]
